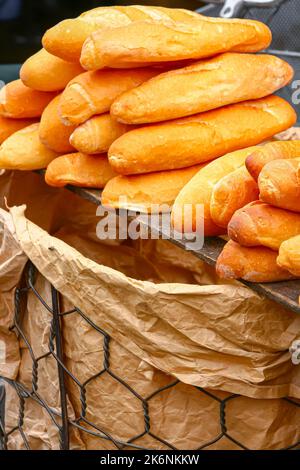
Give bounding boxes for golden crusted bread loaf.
[0,116,37,144]
[171,146,258,237]
[0,123,58,170]
[20,49,84,92]
[210,166,259,228]
[258,158,300,212]
[70,114,131,154]
[59,68,158,126]
[111,53,293,124]
[101,164,205,213]
[0,80,57,119]
[42,5,201,62]
[45,152,117,188]
[228,201,300,250]
[277,235,300,277]
[245,140,300,181]
[109,96,296,175]
[39,94,76,154]
[216,240,294,282]
[80,17,271,70]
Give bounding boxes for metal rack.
[67,187,300,315]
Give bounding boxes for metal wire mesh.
[0,261,300,451]
[199,0,298,44]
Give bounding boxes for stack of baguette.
[0,4,299,282]
[0,5,295,194]
[214,139,300,282]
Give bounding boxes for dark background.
[0,0,202,63]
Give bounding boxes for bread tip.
[80,34,98,70]
[69,126,87,153]
[285,61,295,85]
[251,19,272,50]
[59,82,96,126]
[42,22,61,52]
[108,153,123,173]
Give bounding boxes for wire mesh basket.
[1,262,300,450]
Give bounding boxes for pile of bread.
[0,4,299,283]
[214,140,300,282]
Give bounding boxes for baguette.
[20,49,84,92]
[216,240,294,282]
[39,94,76,153]
[245,140,300,181]
[45,152,117,188]
[277,235,300,277]
[228,201,300,250]
[210,167,259,228]
[101,164,205,213]
[59,68,158,126]
[70,114,131,154]
[42,5,201,62]
[0,123,58,170]
[0,80,57,119]
[109,96,296,175]
[0,116,37,144]
[171,146,258,237]
[111,53,293,124]
[258,158,300,212]
[81,18,271,70]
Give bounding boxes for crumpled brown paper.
[1,170,300,450]
[6,203,300,400]
[0,208,27,380]
[60,288,300,450]
[0,206,84,450]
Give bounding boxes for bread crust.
[216,240,294,282]
[0,80,57,119]
[210,166,259,228]
[258,158,300,212]
[111,53,293,124]
[81,17,271,70]
[277,235,300,277]
[0,123,58,170]
[45,152,117,188]
[101,164,205,213]
[171,146,258,236]
[70,114,131,154]
[20,49,84,92]
[109,96,296,175]
[228,201,300,250]
[42,6,202,62]
[245,140,300,181]
[0,116,37,144]
[39,94,76,153]
[59,68,158,126]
